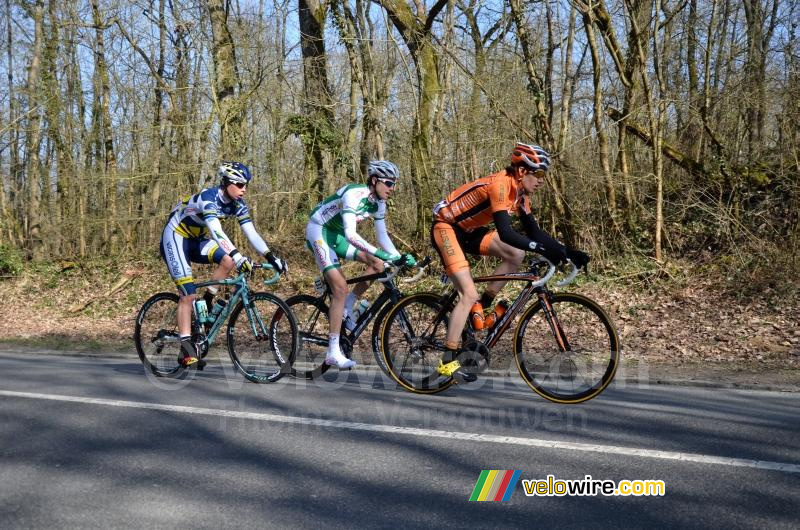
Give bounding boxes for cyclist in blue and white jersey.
[306,160,415,369]
[161,161,287,367]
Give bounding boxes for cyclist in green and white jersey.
[306,160,415,369]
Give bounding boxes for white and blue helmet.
[218,161,252,184]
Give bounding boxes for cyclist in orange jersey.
[430,143,590,382]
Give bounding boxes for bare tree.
[372,0,448,232]
[21,0,45,259]
[207,0,245,159]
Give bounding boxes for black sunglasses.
[230,181,247,189]
[378,178,396,188]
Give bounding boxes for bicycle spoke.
[134,293,183,377]
[285,295,331,379]
[381,293,455,393]
[227,293,297,383]
[515,293,618,403]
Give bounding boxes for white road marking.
[2,389,799,474]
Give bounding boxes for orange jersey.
[433,170,530,231]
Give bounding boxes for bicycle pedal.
[452,369,477,385]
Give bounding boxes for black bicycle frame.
[427,268,559,350]
[325,271,406,342]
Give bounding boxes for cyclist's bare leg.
[350,251,384,299]
[177,295,195,337]
[211,254,235,282]
[483,237,525,296]
[445,269,480,347]
[324,267,348,336]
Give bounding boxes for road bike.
[286,257,430,379]
[379,258,619,403]
[134,263,298,383]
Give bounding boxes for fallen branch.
[67,271,140,313]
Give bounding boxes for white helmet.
[367,160,399,182]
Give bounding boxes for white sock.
[328,333,340,354]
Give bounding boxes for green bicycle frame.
[192,265,280,345]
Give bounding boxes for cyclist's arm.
[342,212,392,261]
[373,202,399,256]
[240,221,270,256]
[492,211,541,252]
[205,217,239,256]
[518,206,565,253]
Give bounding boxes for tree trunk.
[508,0,554,146]
[582,8,617,225]
[742,0,779,158]
[4,0,21,246]
[374,0,446,234]
[23,0,45,260]
[91,0,118,253]
[207,0,245,159]
[298,0,338,202]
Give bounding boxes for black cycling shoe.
[179,340,206,370]
[453,366,478,384]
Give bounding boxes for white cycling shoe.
[325,349,356,369]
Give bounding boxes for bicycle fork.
[537,292,571,352]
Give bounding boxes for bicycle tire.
[379,292,456,394]
[226,292,298,383]
[370,291,440,379]
[134,292,184,377]
[285,294,332,379]
[513,292,619,404]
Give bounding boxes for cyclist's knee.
[459,286,480,305]
[365,255,384,272]
[502,246,525,267]
[219,254,235,272]
[326,273,348,299]
[179,293,196,305]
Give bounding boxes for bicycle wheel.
[514,292,619,404]
[226,292,298,383]
[379,292,456,394]
[134,292,183,377]
[285,294,331,379]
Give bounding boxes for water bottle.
[210,297,228,318]
[470,302,485,330]
[352,299,371,320]
[193,299,209,323]
[313,276,326,295]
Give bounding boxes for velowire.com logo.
[469,470,521,501]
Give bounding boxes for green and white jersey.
[308,184,397,259]
[310,184,384,229]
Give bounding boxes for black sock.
[180,337,195,357]
[443,347,459,363]
[479,292,495,308]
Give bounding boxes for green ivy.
[0,245,23,277]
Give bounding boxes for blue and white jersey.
[165,187,268,256]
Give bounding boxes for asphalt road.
[0,351,798,528]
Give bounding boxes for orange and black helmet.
[510,143,551,172]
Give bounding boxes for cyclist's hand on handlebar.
[387,253,404,266]
[265,251,288,274]
[566,247,590,269]
[533,242,567,266]
[231,251,253,273]
[400,253,417,267]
